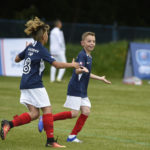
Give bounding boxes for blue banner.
[130,42,150,79]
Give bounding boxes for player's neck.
[40,40,45,46]
[84,49,91,56]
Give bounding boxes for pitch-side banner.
[124,42,150,79]
[0,38,33,77]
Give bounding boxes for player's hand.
[72,58,80,69]
[79,66,89,73]
[101,76,111,84]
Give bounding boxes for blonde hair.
[24,17,50,41]
[81,32,95,41]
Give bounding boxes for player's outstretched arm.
[90,73,111,84]
[52,58,80,69]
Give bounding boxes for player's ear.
[81,40,84,46]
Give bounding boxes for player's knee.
[82,109,90,116]
[71,110,79,118]
[30,111,40,120]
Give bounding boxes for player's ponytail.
[24,17,50,41]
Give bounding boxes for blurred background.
[1,0,150,42]
[0,0,150,79]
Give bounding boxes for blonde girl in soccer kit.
[38,32,111,143]
[0,17,80,148]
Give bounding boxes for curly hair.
[24,17,50,41]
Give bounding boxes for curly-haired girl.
[0,17,79,148]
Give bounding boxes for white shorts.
[20,88,51,108]
[64,95,91,111]
[51,53,66,63]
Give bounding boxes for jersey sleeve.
[41,47,56,64]
[18,49,26,60]
[76,53,86,67]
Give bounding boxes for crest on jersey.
[79,62,83,66]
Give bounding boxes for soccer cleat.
[38,116,44,133]
[56,79,62,82]
[46,142,66,148]
[67,135,83,143]
[0,120,10,140]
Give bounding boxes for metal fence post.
[112,21,118,42]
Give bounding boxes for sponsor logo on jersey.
[28,48,39,53]
[28,52,33,56]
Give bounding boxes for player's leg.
[41,106,65,148]
[53,109,78,121]
[63,96,84,143]
[67,97,91,143]
[38,95,80,132]
[56,53,66,82]
[38,109,79,132]
[53,95,80,121]
[0,104,39,140]
[67,106,90,143]
[27,104,40,120]
[71,106,90,135]
[50,54,59,82]
[41,106,54,144]
[53,95,81,121]
[50,66,57,82]
[38,95,83,143]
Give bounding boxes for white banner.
[0,38,34,76]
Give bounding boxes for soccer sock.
[53,111,72,121]
[9,121,14,128]
[70,114,88,135]
[11,112,31,127]
[43,113,54,139]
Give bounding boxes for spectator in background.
[50,19,66,82]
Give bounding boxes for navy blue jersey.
[67,49,92,98]
[19,41,55,89]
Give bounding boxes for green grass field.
[0,76,150,150]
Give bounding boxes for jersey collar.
[83,49,92,58]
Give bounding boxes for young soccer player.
[38,32,111,143]
[0,17,80,148]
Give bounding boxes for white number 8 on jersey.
[23,57,31,74]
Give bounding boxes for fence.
[1,19,150,43]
